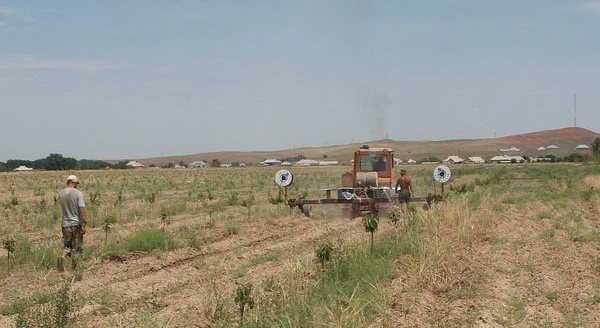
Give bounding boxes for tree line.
[0,154,112,172]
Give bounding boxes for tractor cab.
[351,145,394,188]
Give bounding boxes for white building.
[531,157,553,162]
[13,165,33,172]
[444,156,465,164]
[468,157,486,164]
[508,155,526,163]
[295,159,319,166]
[490,155,511,163]
[319,160,339,166]
[126,161,145,168]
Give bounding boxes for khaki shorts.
[62,225,83,254]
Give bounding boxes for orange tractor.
[282,145,446,218]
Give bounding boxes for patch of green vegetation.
[233,251,281,278]
[176,225,205,250]
[94,288,126,315]
[566,223,600,243]
[160,200,187,217]
[540,228,555,241]
[559,305,584,328]
[104,229,175,257]
[467,191,482,209]
[1,237,63,271]
[224,221,241,237]
[545,290,559,303]
[237,228,424,328]
[0,289,53,316]
[537,211,551,220]
[592,256,600,273]
[586,289,600,305]
[495,297,526,326]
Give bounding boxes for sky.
[1,0,599,161]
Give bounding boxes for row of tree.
[0,154,112,172]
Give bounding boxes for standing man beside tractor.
[395,169,413,214]
[57,175,87,273]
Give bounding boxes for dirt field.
[1,164,599,327]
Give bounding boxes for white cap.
[67,175,79,183]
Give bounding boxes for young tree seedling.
[363,213,379,253]
[3,239,16,273]
[241,194,255,219]
[315,240,334,271]
[234,283,254,325]
[160,207,171,232]
[102,216,115,246]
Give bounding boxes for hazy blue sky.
[1,1,599,160]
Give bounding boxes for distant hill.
[132,127,599,165]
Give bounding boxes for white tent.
[537,146,546,151]
[575,144,590,150]
[189,160,208,168]
[546,145,560,149]
[261,159,282,166]
[126,161,145,168]
[13,165,33,172]
[407,159,417,164]
[281,161,293,166]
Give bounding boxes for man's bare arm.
[79,207,87,225]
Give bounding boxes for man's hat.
[66,175,79,183]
